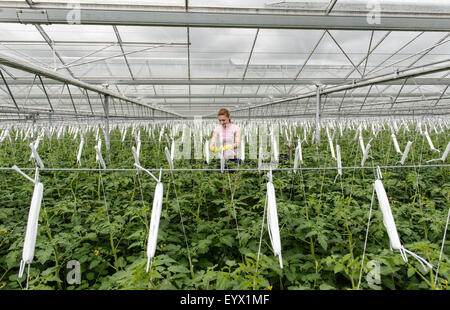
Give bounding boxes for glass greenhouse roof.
[0,0,449,120]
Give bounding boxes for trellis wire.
[1,164,448,173]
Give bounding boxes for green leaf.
[168,265,190,274]
[334,263,344,274]
[407,267,415,278]
[317,234,328,251]
[216,272,229,290]
[319,283,336,290]
[219,235,234,247]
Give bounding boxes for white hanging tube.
[121,127,127,142]
[334,144,342,183]
[19,180,43,279]
[146,181,163,273]
[170,138,175,161]
[424,130,440,153]
[374,179,403,251]
[427,141,450,163]
[398,141,413,165]
[266,181,283,269]
[135,130,141,157]
[164,146,174,171]
[76,137,84,166]
[258,144,263,173]
[132,146,140,167]
[204,139,210,164]
[359,132,366,154]
[29,142,44,169]
[391,133,402,155]
[94,145,106,170]
[239,136,245,162]
[374,178,433,271]
[327,127,336,159]
[361,142,371,167]
[441,141,450,162]
[12,166,43,280]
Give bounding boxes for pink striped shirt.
[213,124,240,158]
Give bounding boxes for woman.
[210,108,241,166]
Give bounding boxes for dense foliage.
[0,123,449,290]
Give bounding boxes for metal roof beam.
[4,77,450,86]
[0,5,449,31]
[0,51,184,118]
[227,58,450,115]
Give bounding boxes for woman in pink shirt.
[210,108,241,167]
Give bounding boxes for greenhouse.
[0,0,449,292]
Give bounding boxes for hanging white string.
[13,166,43,290]
[427,141,450,163]
[164,146,174,171]
[361,142,372,167]
[170,138,175,161]
[334,144,342,183]
[146,180,163,272]
[239,135,245,162]
[76,136,84,166]
[204,139,210,164]
[424,130,440,153]
[134,163,159,183]
[94,144,106,170]
[265,170,283,269]
[29,142,45,169]
[357,185,375,290]
[374,174,433,272]
[293,139,301,174]
[164,148,193,274]
[327,127,336,159]
[398,141,413,165]
[391,133,403,155]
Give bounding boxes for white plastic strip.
[441,141,450,161]
[427,141,450,163]
[29,142,44,169]
[266,181,283,269]
[391,133,402,155]
[374,179,402,251]
[205,139,210,164]
[146,182,163,273]
[94,145,106,170]
[76,137,84,166]
[361,142,371,167]
[170,138,175,161]
[164,146,174,171]
[327,127,336,159]
[19,181,43,279]
[399,141,413,165]
[424,130,440,153]
[271,130,279,163]
[334,144,342,183]
[240,136,245,162]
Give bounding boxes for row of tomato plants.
[0,126,448,289]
